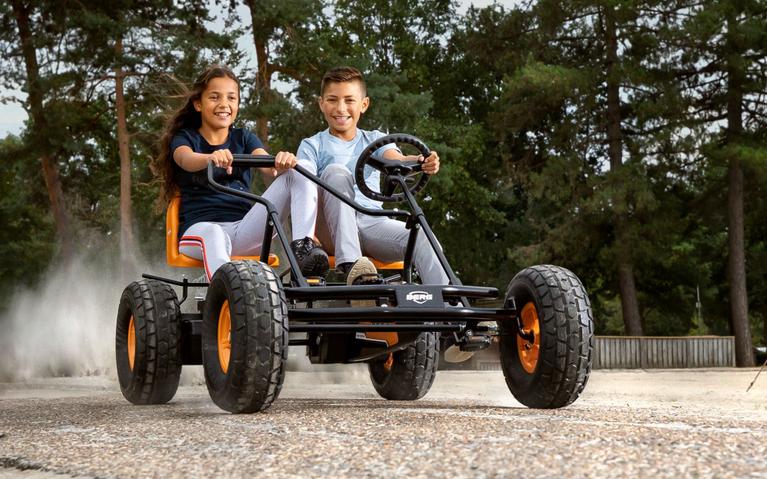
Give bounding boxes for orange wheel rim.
[127,316,136,371]
[516,302,540,373]
[218,301,232,374]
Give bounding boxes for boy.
[297,66,448,286]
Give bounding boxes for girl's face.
[194,76,239,131]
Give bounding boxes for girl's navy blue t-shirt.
[170,127,264,237]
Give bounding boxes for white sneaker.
[347,257,378,308]
[443,345,475,363]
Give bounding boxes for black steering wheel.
[354,134,431,203]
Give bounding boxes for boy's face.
[318,80,369,139]
[194,76,239,131]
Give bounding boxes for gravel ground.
[1,368,766,478]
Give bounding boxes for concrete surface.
[1,368,767,478]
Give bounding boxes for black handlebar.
[230,153,277,167]
[205,155,410,220]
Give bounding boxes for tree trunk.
[604,6,643,336]
[245,0,271,145]
[727,157,752,366]
[725,13,753,367]
[762,304,767,349]
[115,36,135,266]
[12,0,74,263]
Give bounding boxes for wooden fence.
[593,336,736,369]
[441,336,736,370]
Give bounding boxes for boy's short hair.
[320,66,367,97]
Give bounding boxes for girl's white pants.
[179,160,318,280]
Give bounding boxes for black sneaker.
[290,237,329,277]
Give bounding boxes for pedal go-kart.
[115,134,594,413]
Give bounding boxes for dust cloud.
[0,253,181,382]
[0,255,370,385]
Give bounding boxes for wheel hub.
[127,315,136,371]
[218,301,232,374]
[516,302,540,373]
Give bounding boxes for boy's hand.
[209,149,233,175]
[272,151,298,176]
[419,151,440,175]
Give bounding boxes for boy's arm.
[382,148,440,175]
[297,138,320,172]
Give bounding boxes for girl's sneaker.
[290,237,329,277]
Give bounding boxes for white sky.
[0,0,510,138]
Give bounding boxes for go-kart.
[115,134,594,413]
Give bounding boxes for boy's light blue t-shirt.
[297,128,398,210]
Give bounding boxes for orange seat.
[166,196,279,268]
[328,256,404,271]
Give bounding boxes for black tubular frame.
[145,150,518,339]
[213,154,468,291]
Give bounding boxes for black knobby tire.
[202,260,289,413]
[499,265,593,408]
[368,332,439,400]
[115,280,182,405]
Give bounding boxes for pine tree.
[666,0,767,365]
[5,0,75,263]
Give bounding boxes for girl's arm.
[382,148,440,175]
[173,145,234,174]
[173,146,296,179]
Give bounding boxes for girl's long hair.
[151,65,240,208]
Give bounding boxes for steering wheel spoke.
[382,179,399,197]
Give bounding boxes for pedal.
[478,321,499,335]
[443,332,492,363]
[353,274,385,286]
[459,334,492,352]
[306,277,326,286]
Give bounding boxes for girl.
[152,64,328,280]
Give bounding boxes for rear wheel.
[202,260,289,413]
[368,332,439,400]
[115,280,182,405]
[498,265,593,408]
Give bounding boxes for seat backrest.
[166,196,279,268]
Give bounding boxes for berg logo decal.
[406,291,433,304]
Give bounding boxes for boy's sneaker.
[290,237,329,277]
[346,257,378,308]
[443,345,475,363]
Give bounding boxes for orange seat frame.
[166,197,404,271]
[166,196,279,268]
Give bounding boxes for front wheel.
[202,260,289,413]
[498,265,593,408]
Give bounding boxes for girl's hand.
[209,149,234,175]
[273,151,297,176]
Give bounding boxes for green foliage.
[0,135,55,289]
[2,0,766,342]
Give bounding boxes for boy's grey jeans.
[315,164,449,285]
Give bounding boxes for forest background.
[1,0,765,367]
